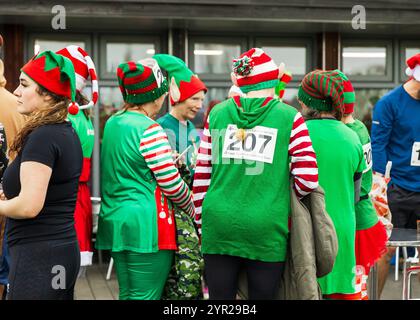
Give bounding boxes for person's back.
[297,69,366,299]
[192,48,318,300]
[307,120,362,232]
[96,60,195,299]
[202,97,298,262]
[99,111,159,247]
[100,111,157,207]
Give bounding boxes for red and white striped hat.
[232,48,280,93]
[56,45,99,112]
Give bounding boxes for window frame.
[340,38,393,82]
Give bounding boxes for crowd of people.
[0,33,419,300]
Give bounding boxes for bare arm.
[0,161,51,219]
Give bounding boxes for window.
[341,40,393,81]
[100,35,161,79]
[261,47,307,76]
[343,47,386,76]
[189,36,246,128]
[105,43,155,74]
[27,33,91,61]
[33,39,86,55]
[399,42,420,81]
[354,88,391,133]
[193,43,241,75]
[255,38,313,81]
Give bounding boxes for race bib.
[222,124,277,164]
[362,142,373,173]
[411,142,420,166]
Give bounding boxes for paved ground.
[75,254,420,300]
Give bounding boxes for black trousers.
[203,254,284,300]
[7,238,80,300]
[387,183,420,229]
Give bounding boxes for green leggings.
[111,250,174,300]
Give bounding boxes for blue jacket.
[371,85,420,192]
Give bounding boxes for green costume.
[158,115,203,300]
[345,120,378,231]
[202,97,298,262]
[306,119,366,294]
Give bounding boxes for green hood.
[227,97,277,129]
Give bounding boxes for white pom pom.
[406,67,414,77]
[278,62,285,78]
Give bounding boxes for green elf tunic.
[306,119,366,295]
[96,110,194,253]
[346,119,387,274]
[194,97,319,262]
[67,111,95,266]
[345,120,378,230]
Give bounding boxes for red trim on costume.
[155,187,177,250]
[79,157,91,182]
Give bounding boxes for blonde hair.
[9,85,69,158]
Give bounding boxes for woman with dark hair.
[0,51,83,300]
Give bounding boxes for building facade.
[1,0,419,195]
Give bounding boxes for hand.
[0,192,6,201]
[172,151,186,169]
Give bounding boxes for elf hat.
[232,48,281,94]
[275,63,292,100]
[56,45,99,111]
[21,50,79,114]
[153,54,207,105]
[334,70,356,114]
[405,53,420,81]
[117,59,168,105]
[298,69,348,113]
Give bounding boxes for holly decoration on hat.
[233,56,254,77]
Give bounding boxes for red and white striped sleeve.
[288,112,318,198]
[139,123,194,217]
[192,117,212,235]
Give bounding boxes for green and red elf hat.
[334,69,356,114]
[117,58,168,105]
[153,54,207,106]
[297,69,350,113]
[275,63,293,100]
[21,50,79,114]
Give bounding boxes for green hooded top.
[201,97,297,262]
